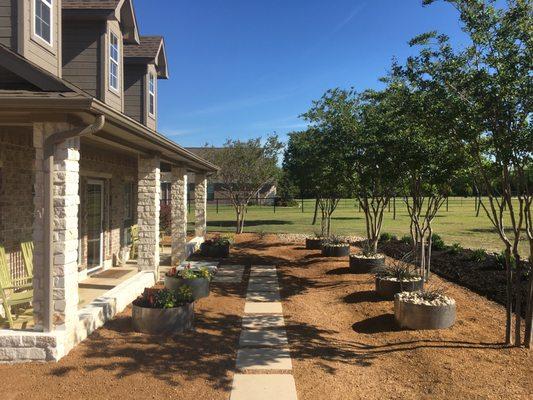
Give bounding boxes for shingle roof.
[62,0,121,9]
[124,36,163,59]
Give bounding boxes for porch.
[0,119,216,362]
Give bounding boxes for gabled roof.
[63,0,140,44]
[124,36,169,79]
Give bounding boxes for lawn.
[188,197,530,255]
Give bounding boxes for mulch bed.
[1,233,531,400]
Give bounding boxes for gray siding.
[124,64,146,123]
[0,0,17,50]
[62,21,104,97]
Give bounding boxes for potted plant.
[200,235,232,258]
[306,232,325,250]
[349,244,385,273]
[374,255,423,299]
[394,289,456,330]
[321,235,350,257]
[164,264,212,300]
[132,286,194,334]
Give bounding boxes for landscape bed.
[0,234,531,400]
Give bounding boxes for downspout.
[42,115,105,332]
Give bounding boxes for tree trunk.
[312,197,319,225]
[393,197,396,220]
[505,247,513,345]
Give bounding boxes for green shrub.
[448,242,463,255]
[379,232,394,242]
[470,248,487,263]
[431,234,446,251]
[400,235,412,245]
[495,251,516,270]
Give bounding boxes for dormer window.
[149,73,155,116]
[109,32,120,91]
[34,0,52,45]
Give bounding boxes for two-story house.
[0,0,217,363]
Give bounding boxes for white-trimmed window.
[34,0,52,45]
[109,32,120,91]
[149,73,155,116]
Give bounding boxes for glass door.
[87,180,104,273]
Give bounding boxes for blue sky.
[134,0,470,147]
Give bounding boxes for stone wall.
[194,173,207,237]
[79,143,137,270]
[0,126,34,258]
[137,155,160,271]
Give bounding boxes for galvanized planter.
[321,244,350,257]
[349,255,385,273]
[305,238,323,250]
[132,302,194,334]
[200,243,230,258]
[375,277,424,299]
[394,295,456,330]
[164,275,210,300]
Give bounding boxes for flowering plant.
[165,264,213,281]
[134,286,193,309]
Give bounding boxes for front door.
[86,180,104,273]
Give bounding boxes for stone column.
[194,172,207,237]
[137,155,160,272]
[33,123,80,342]
[171,166,188,265]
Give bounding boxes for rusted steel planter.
[394,294,456,330]
[164,275,210,300]
[349,254,385,273]
[375,277,424,299]
[200,242,230,258]
[321,244,350,257]
[132,302,194,334]
[305,238,323,250]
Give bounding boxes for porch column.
[33,123,80,341]
[171,166,188,265]
[137,155,160,273]
[194,172,207,237]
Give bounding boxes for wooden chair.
[21,241,34,278]
[0,245,33,329]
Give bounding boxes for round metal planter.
[394,295,456,330]
[321,244,350,257]
[132,302,194,334]
[200,243,230,258]
[349,255,385,273]
[164,276,210,300]
[375,277,424,299]
[305,238,323,250]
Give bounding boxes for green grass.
[186,197,530,255]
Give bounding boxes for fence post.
[301,197,304,213]
[216,199,219,214]
[188,197,191,214]
[446,197,449,212]
[273,199,276,213]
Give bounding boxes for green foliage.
[400,235,412,245]
[138,287,194,309]
[202,135,283,233]
[379,232,395,242]
[431,234,446,251]
[448,242,463,255]
[374,253,418,280]
[470,248,487,263]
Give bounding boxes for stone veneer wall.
[78,144,137,271]
[171,166,188,265]
[194,173,207,237]
[0,126,34,258]
[137,155,160,271]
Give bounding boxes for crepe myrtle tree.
[202,135,283,234]
[283,127,351,237]
[384,60,467,283]
[415,0,533,347]
[353,89,406,254]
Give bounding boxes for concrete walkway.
[230,265,298,400]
